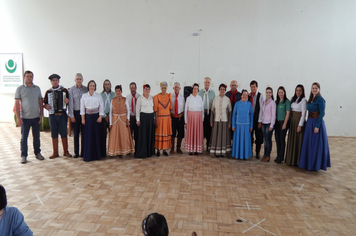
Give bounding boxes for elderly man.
[225,80,241,111]
[198,77,215,151]
[68,73,88,158]
[43,73,72,159]
[100,79,116,157]
[0,185,33,235]
[170,82,185,154]
[126,82,141,146]
[14,70,45,164]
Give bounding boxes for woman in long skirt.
[298,82,331,171]
[209,83,232,157]
[285,85,307,166]
[231,90,253,159]
[80,80,104,162]
[135,84,155,159]
[154,81,172,156]
[184,83,204,155]
[274,86,291,164]
[108,85,135,157]
[260,87,276,162]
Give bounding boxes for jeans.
[49,113,68,138]
[262,123,273,157]
[275,120,288,162]
[21,117,41,157]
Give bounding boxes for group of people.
[14,71,330,171]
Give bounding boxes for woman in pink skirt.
[184,83,204,155]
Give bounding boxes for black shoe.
[118,155,123,158]
[256,153,260,159]
[156,151,160,157]
[163,151,169,156]
[189,152,193,155]
[194,152,198,155]
[274,159,281,164]
[73,154,79,158]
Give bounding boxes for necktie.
[175,93,179,117]
[131,94,136,113]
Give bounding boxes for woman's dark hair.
[0,185,7,210]
[115,85,122,92]
[276,86,288,105]
[250,80,258,87]
[87,80,97,91]
[192,83,199,90]
[266,87,274,101]
[307,82,321,103]
[143,84,151,89]
[291,84,305,104]
[142,213,169,236]
[218,83,227,90]
[241,89,248,96]
[102,79,112,93]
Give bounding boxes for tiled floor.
[0,122,355,236]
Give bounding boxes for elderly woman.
[154,81,172,156]
[299,82,330,171]
[80,80,104,162]
[135,84,155,159]
[209,83,232,157]
[232,90,253,159]
[184,83,204,155]
[108,85,134,158]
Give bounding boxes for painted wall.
[0,0,355,136]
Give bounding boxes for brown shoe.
[62,137,72,157]
[261,155,266,162]
[265,156,270,162]
[49,138,59,159]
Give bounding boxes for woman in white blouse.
[285,84,307,166]
[80,80,104,162]
[209,83,232,157]
[135,84,155,158]
[184,83,204,155]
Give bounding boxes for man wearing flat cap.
[43,74,72,159]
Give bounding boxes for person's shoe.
[163,151,169,156]
[189,152,193,155]
[156,151,160,157]
[261,155,266,162]
[194,152,198,155]
[20,156,27,164]
[118,155,123,158]
[36,153,45,160]
[265,156,270,162]
[256,153,261,159]
[73,154,79,158]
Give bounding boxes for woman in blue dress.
[298,82,331,171]
[232,90,253,159]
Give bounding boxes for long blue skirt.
[83,113,103,162]
[298,118,331,171]
[232,124,252,159]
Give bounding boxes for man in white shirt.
[198,77,215,151]
[170,82,185,154]
[126,82,141,146]
[100,79,116,157]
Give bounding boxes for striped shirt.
[68,85,88,118]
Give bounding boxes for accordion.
[48,90,67,114]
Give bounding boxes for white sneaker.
[35,153,45,160]
[21,156,27,164]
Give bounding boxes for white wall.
[0,0,355,136]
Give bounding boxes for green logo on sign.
[5,59,17,73]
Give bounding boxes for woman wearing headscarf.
[108,85,134,158]
[209,83,232,157]
[154,81,172,156]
